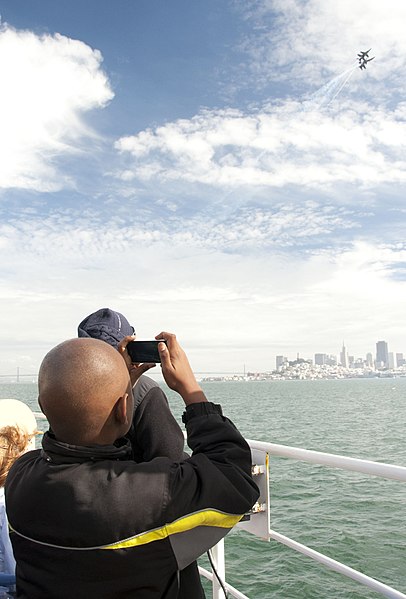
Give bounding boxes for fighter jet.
[357,48,372,60]
[359,56,375,70]
[357,48,375,70]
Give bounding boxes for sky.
[0,0,405,375]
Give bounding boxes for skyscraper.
[315,353,326,365]
[340,342,348,368]
[376,340,389,368]
[276,355,288,370]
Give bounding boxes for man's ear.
[114,393,130,425]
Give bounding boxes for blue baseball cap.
[78,308,134,349]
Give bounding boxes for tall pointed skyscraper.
[340,342,348,368]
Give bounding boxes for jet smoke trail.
[238,67,358,173]
[302,65,358,110]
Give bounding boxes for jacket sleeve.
[163,402,259,570]
[131,386,186,462]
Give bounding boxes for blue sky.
[0,0,405,374]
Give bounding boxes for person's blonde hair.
[0,425,33,487]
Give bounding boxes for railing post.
[211,539,226,599]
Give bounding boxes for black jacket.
[6,402,259,598]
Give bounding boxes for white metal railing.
[248,440,406,482]
[200,440,406,599]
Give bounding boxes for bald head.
[39,338,132,445]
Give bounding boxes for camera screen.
[127,340,165,363]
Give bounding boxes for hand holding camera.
[117,336,156,387]
[155,332,207,405]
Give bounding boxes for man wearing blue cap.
[77,308,186,462]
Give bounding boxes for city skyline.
[1,338,404,379]
[277,339,405,369]
[0,1,405,374]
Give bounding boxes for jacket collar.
[41,431,133,464]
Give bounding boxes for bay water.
[1,378,405,598]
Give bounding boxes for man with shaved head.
[38,338,134,447]
[6,333,259,599]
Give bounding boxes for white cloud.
[0,200,359,267]
[0,24,113,191]
[235,0,406,91]
[1,236,405,373]
[114,102,406,190]
[0,211,405,373]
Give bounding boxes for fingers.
[155,332,176,348]
[117,335,136,372]
[155,332,179,362]
[117,334,136,355]
[155,332,174,340]
[158,340,172,370]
